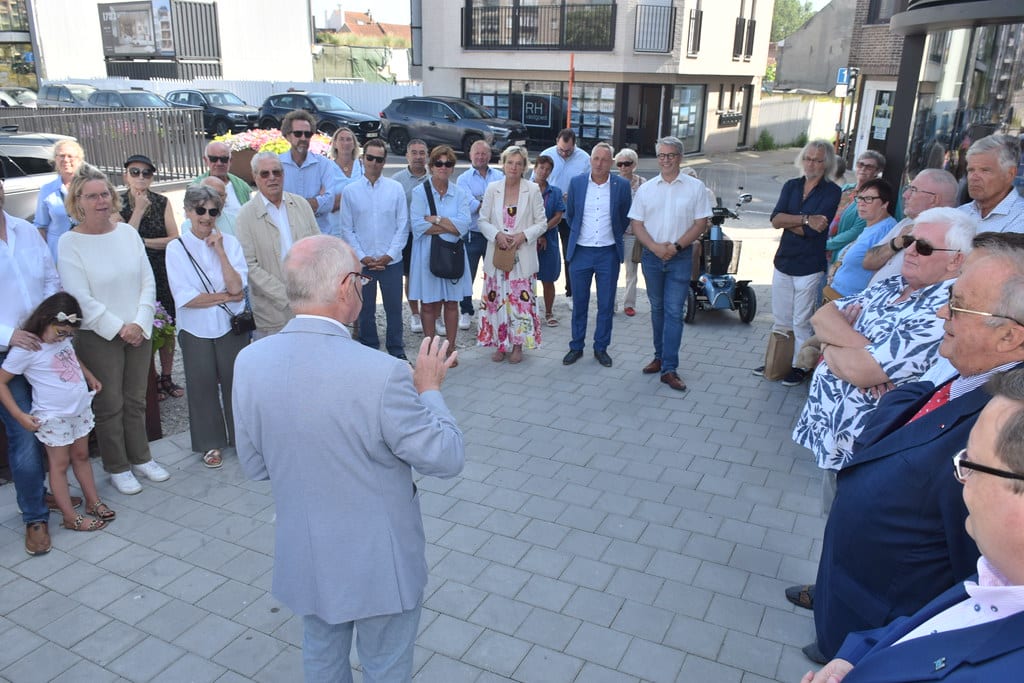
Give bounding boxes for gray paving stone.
[619,638,686,683]
[49,658,121,683]
[575,662,641,683]
[517,545,573,577]
[74,573,140,610]
[437,523,492,555]
[606,567,664,604]
[0,639,79,682]
[705,593,766,636]
[211,628,286,677]
[107,635,186,682]
[514,607,581,650]
[693,561,750,597]
[675,654,744,683]
[0,577,46,614]
[718,630,784,679]
[512,645,583,683]
[6,589,79,631]
[664,614,727,659]
[565,621,631,670]
[655,580,714,620]
[424,580,488,620]
[555,504,607,533]
[418,613,484,659]
[413,653,484,682]
[162,565,228,603]
[195,579,265,619]
[516,574,577,611]
[471,562,532,598]
[468,594,533,635]
[233,591,292,635]
[70,619,145,666]
[173,613,248,658]
[561,586,624,628]
[150,652,227,683]
[217,548,275,584]
[102,586,172,625]
[252,646,303,683]
[560,556,616,591]
[136,598,208,641]
[462,629,531,677]
[39,604,114,648]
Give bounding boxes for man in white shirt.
[455,139,503,330]
[535,129,591,300]
[629,136,713,391]
[957,134,1024,234]
[0,178,61,556]
[339,139,410,360]
[236,152,319,338]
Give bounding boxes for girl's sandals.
[158,374,185,400]
[63,514,106,532]
[86,500,116,521]
[202,449,223,469]
[545,313,559,327]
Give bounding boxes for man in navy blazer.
[803,368,1024,683]
[562,142,632,368]
[799,232,1024,663]
[233,235,464,682]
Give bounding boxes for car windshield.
[122,92,167,107]
[447,100,492,119]
[8,90,36,105]
[309,94,353,111]
[206,91,245,106]
[67,86,95,99]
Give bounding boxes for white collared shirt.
[958,188,1024,233]
[337,175,409,263]
[166,229,248,338]
[261,193,293,261]
[628,173,713,243]
[577,176,615,248]
[0,212,60,351]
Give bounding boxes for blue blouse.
[771,177,842,276]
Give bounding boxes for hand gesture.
[119,323,145,347]
[132,188,151,214]
[205,228,224,252]
[800,658,854,683]
[9,330,42,352]
[413,335,456,393]
[807,214,828,233]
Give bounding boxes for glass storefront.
[670,85,706,155]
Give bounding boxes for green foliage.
[565,5,614,48]
[764,63,776,82]
[316,31,409,49]
[754,130,776,151]
[771,0,815,42]
[792,132,809,148]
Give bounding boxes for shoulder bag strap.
[423,178,438,216]
[177,237,246,319]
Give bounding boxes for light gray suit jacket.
[232,316,464,623]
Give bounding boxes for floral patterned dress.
[477,207,542,352]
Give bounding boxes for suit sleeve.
[478,184,499,241]
[565,178,577,228]
[232,351,269,481]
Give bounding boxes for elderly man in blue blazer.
[802,368,1024,683]
[796,232,1024,664]
[562,142,632,368]
[233,235,464,682]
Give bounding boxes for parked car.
[87,88,170,109]
[380,96,528,156]
[37,82,97,108]
[0,87,37,108]
[166,88,258,136]
[257,91,381,143]
[0,126,76,221]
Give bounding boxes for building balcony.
[634,2,675,53]
[462,2,617,51]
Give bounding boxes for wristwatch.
[674,241,684,253]
[802,215,811,229]
[432,217,440,225]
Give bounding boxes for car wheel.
[259,117,278,130]
[213,119,230,136]
[462,134,483,157]
[389,129,409,155]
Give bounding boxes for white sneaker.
[111,471,142,495]
[132,460,170,482]
[410,314,423,334]
[436,319,447,336]
[459,313,471,330]
[566,297,574,311]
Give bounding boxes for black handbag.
[177,237,255,336]
[423,179,465,280]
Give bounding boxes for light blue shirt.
[533,145,591,191]
[456,166,504,233]
[338,176,409,263]
[831,215,898,297]
[34,176,74,264]
[278,151,343,237]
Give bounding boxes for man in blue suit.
[802,368,1024,683]
[562,142,632,368]
[798,232,1024,663]
[233,235,465,682]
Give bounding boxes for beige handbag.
[764,330,795,381]
[631,238,644,263]
[493,244,516,273]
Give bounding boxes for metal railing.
[635,3,676,53]
[463,2,617,51]
[0,107,206,183]
[687,9,703,56]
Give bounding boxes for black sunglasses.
[899,235,959,257]
[193,206,221,217]
[432,160,456,168]
[364,154,386,163]
[616,161,634,167]
[207,155,229,164]
[258,169,283,178]
[290,130,315,139]
[128,167,155,178]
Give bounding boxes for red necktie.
[909,382,952,423]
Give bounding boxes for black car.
[0,126,77,221]
[258,91,381,143]
[166,88,258,136]
[36,83,97,108]
[380,96,528,156]
[87,88,170,109]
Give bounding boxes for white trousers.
[771,268,823,365]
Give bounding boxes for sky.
[310,1,412,26]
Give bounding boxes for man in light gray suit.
[232,235,464,682]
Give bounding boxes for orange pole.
[566,53,575,130]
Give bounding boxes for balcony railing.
[634,3,675,53]
[462,2,617,51]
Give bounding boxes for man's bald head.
[284,236,359,314]
[199,175,228,203]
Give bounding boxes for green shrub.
[792,132,809,148]
[754,130,776,151]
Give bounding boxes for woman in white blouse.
[166,185,248,468]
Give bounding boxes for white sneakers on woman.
[110,460,170,495]
[133,460,170,482]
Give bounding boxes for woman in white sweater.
[58,164,170,495]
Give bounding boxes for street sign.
[835,84,849,98]
[837,67,850,85]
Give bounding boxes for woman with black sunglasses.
[120,154,182,401]
[166,185,247,469]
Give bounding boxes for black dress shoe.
[392,352,409,361]
[562,349,584,365]
[594,350,612,367]
[802,642,829,665]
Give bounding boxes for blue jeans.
[358,262,405,356]
[0,351,47,524]
[302,605,421,683]
[641,247,693,374]
[569,245,619,352]
[460,230,488,315]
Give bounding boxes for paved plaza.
[0,149,829,682]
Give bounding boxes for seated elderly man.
[793,232,1024,664]
[957,133,1024,233]
[803,367,1024,682]
[793,207,977,502]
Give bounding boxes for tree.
[771,0,815,42]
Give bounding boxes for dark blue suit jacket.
[814,378,989,658]
[836,579,1024,681]
[564,172,632,264]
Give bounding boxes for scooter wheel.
[685,288,697,324]
[737,285,756,323]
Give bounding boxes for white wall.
[32,0,108,79]
[756,93,843,146]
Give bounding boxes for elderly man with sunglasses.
[788,231,1024,667]
[235,152,320,338]
[194,141,252,226]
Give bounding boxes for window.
[671,85,706,154]
[867,0,900,25]
[733,17,746,60]
[687,4,703,56]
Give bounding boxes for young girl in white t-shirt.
[0,293,115,531]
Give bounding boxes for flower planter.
[230,148,256,184]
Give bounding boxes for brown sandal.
[158,375,185,399]
[63,514,106,532]
[86,500,116,521]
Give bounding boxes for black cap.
[124,154,156,172]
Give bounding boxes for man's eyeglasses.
[854,195,882,204]
[904,185,937,198]
[944,285,1024,327]
[617,161,634,168]
[258,169,283,179]
[128,167,155,178]
[432,160,456,168]
[193,206,221,217]
[290,130,315,139]
[657,152,680,160]
[952,449,1024,484]
[899,235,958,257]
[346,272,373,287]
[206,155,230,164]
[364,154,386,163]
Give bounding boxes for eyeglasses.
[803,156,826,164]
[616,161,634,167]
[899,235,958,257]
[346,272,373,287]
[79,190,112,202]
[193,206,221,217]
[432,160,456,168]
[855,162,877,171]
[944,285,1024,327]
[127,167,155,178]
[364,154,386,163]
[206,155,229,164]
[952,449,1024,484]
[290,130,314,139]
[258,169,283,179]
[854,195,882,204]
[657,153,680,160]
[904,185,937,198]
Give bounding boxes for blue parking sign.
[837,68,850,85]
